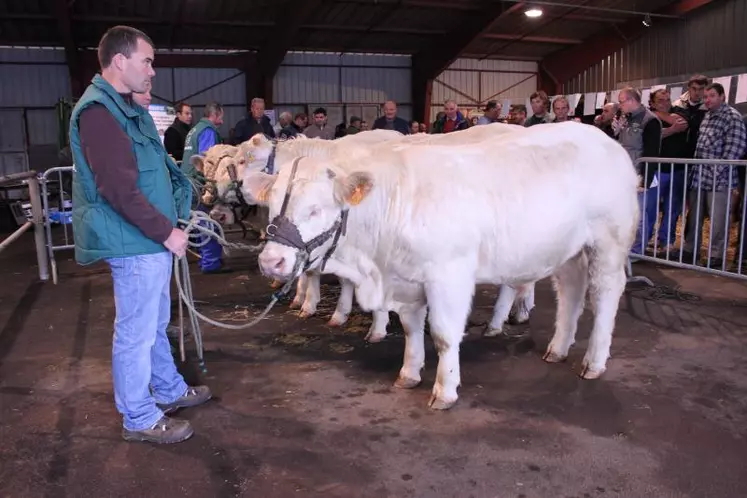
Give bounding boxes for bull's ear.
[334,171,374,207]
[190,154,206,172]
[243,171,276,206]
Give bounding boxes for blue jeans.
[655,171,685,247]
[194,204,223,272]
[106,252,188,431]
[632,180,660,255]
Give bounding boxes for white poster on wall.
[264,109,276,126]
[610,90,620,104]
[713,76,732,100]
[568,93,581,115]
[525,98,534,118]
[595,92,607,109]
[641,88,651,106]
[147,104,175,144]
[735,74,747,104]
[669,86,683,100]
[501,99,511,117]
[583,93,596,115]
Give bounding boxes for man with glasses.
[616,87,663,256]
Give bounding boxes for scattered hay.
[275,333,317,347]
[660,212,744,263]
[329,343,355,354]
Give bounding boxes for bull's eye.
[308,206,320,218]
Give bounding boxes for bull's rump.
[354,122,637,285]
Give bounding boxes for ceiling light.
[525,8,543,18]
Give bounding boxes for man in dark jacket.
[278,112,307,139]
[231,97,275,144]
[432,100,469,133]
[372,101,410,134]
[671,74,709,158]
[163,102,192,161]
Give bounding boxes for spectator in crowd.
[682,82,747,267]
[360,120,369,131]
[334,121,348,138]
[738,114,747,263]
[131,80,152,108]
[616,86,662,256]
[304,107,335,139]
[432,100,469,133]
[232,97,275,144]
[476,101,501,125]
[69,25,209,445]
[418,122,427,133]
[181,101,231,274]
[347,116,363,135]
[278,112,307,139]
[649,89,689,251]
[672,74,709,158]
[594,102,619,138]
[275,111,293,136]
[164,102,192,161]
[373,100,410,134]
[508,104,527,126]
[408,119,420,134]
[551,96,579,123]
[525,91,551,127]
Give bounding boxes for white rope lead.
[171,210,302,372]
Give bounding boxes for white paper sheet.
[735,74,747,104]
[583,93,596,115]
[526,98,534,118]
[641,88,651,106]
[651,84,666,91]
[713,76,732,101]
[610,90,620,105]
[596,92,607,109]
[569,93,581,115]
[669,86,683,101]
[501,99,511,117]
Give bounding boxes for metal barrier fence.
[0,171,49,281]
[628,156,747,282]
[40,166,75,284]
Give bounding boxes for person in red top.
[432,100,469,134]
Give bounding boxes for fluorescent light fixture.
[525,8,543,18]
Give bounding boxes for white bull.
[246,121,639,410]
[242,125,538,339]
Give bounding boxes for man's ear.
[243,171,276,206]
[334,171,374,207]
[190,154,205,173]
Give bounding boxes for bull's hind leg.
[580,248,626,379]
[509,282,535,325]
[394,305,427,389]
[365,310,390,343]
[543,252,589,363]
[424,267,475,410]
[484,285,517,337]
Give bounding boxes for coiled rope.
[172,210,306,373]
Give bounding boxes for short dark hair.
[313,107,327,116]
[529,90,549,103]
[620,86,641,103]
[688,74,709,87]
[174,102,190,114]
[204,101,223,117]
[294,112,307,121]
[97,25,154,69]
[706,82,725,96]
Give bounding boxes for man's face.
[313,112,326,126]
[444,102,457,119]
[689,82,705,103]
[601,104,617,123]
[704,88,724,111]
[618,92,638,114]
[210,111,224,127]
[295,116,306,129]
[251,101,265,119]
[530,97,546,115]
[352,120,362,130]
[383,102,397,119]
[120,38,156,94]
[410,120,419,133]
[178,105,192,125]
[652,91,671,113]
[132,89,152,108]
[553,100,569,121]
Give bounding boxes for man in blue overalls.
[181,102,231,274]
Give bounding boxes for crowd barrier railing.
[0,171,49,281]
[628,156,747,282]
[40,166,75,284]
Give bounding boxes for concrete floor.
[1,228,747,498]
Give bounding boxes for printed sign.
[147,104,175,143]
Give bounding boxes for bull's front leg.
[364,310,390,343]
[424,266,475,410]
[328,277,354,327]
[509,282,535,325]
[289,272,309,310]
[298,271,321,318]
[484,284,518,336]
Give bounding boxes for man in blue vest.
[181,102,231,274]
[69,25,211,444]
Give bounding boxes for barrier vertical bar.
[26,174,49,281]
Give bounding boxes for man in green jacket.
[70,25,211,444]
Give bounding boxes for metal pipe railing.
[0,170,50,281]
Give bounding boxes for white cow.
[241,126,538,339]
[246,121,639,410]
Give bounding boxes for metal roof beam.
[412,2,526,80]
[53,0,83,97]
[540,0,717,92]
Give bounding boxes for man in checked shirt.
[682,82,747,267]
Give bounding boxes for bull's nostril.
[275,258,285,270]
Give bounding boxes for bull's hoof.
[365,330,387,343]
[270,279,283,289]
[394,376,421,389]
[482,325,504,337]
[542,349,567,363]
[298,310,315,319]
[427,394,457,411]
[289,299,302,310]
[579,362,605,380]
[327,312,348,327]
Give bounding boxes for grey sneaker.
[122,416,194,444]
[157,385,212,414]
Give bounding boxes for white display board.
[147,104,176,143]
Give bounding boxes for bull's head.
[243,157,373,281]
[189,144,244,205]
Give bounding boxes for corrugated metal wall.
[430,58,538,122]
[274,52,412,128]
[563,0,747,93]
